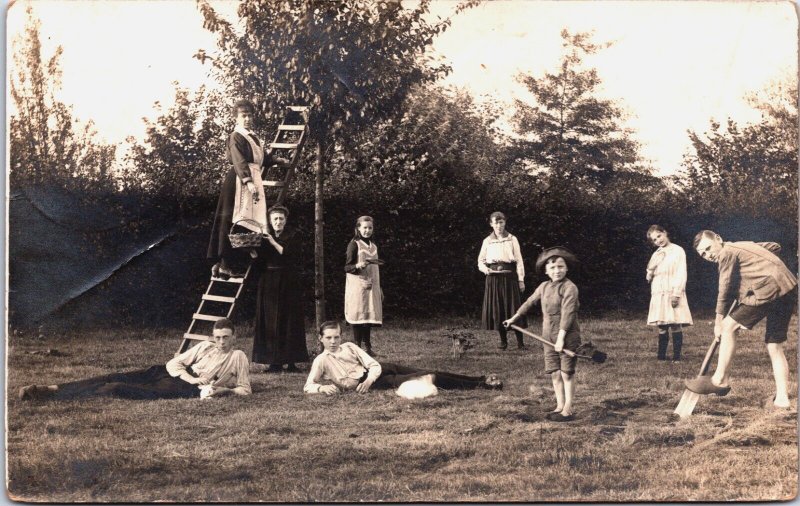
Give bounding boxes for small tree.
[9,6,115,189]
[197,0,479,325]
[122,85,227,214]
[512,29,642,188]
[678,82,798,218]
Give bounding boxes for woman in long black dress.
[252,205,309,372]
[207,99,287,277]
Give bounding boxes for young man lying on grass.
[19,318,251,401]
[304,320,503,395]
[688,231,797,408]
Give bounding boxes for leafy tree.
[121,85,227,214]
[324,84,508,191]
[678,82,798,219]
[9,6,115,189]
[197,0,479,325]
[511,29,642,188]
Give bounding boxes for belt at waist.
[487,262,517,271]
[265,265,284,270]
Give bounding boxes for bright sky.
[6,0,797,176]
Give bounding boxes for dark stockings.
[498,327,524,349]
[657,324,683,361]
[353,324,373,352]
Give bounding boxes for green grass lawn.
[6,315,798,501]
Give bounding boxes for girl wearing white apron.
[344,216,383,355]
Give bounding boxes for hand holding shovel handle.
[510,325,606,363]
[674,301,736,418]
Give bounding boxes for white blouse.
[477,233,525,281]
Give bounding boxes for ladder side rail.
[179,105,309,354]
[226,265,252,318]
[276,125,309,204]
[179,277,219,353]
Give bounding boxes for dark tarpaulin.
[8,185,178,327]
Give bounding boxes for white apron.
[232,126,268,233]
[344,240,383,325]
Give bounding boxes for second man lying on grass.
[304,320,504,396]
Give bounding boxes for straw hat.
[535,246,579,275]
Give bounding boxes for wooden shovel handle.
[697,339,720,376]
[510,324,577,358]
[698,300,737,376]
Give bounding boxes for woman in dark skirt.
[477,211,527,350]
[252,205,309,372]
[207,99,288,278]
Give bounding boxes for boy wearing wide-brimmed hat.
[504,246,581,422]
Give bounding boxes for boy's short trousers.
[730,287,797,343]
[544,334,580,375]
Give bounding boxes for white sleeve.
[304,356,328,394]
[351,345,382,382]
[166,342,206,377]
[477,238,489,274]
[231,351,252,395]
[512,235,525,281]
[671,246,688,296]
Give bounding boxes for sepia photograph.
[5,0,798,501]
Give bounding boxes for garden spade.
[673,337,719,418]
[510,325,607,363]
[674,301,736,418]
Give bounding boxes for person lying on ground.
[303,320,503,395]
[504,246,581,423]
[688,231,796,408]
[19,318,251,401]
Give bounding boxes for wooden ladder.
[177,105,310,353]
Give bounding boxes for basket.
[229,219,264,248]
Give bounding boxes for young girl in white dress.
[646,225,693,361]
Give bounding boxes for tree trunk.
[314,139,326,329]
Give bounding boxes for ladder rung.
[271,142,299,149]
[288,106,309,112]
[193,313,224,322]
[184,333,212,341]
[201,294,236,303]
[211,276,244,284]
[263,181,285,187]
[279,124,306,131]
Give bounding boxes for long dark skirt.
[207,169,249,270]
[51,365,198,401]
[252,267,309,365]
[481,272,527,330]
[372,363,487,390]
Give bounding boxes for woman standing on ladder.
[344,216,383,356]
[207,99,289,278]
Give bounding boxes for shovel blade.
[674,389,701,418]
